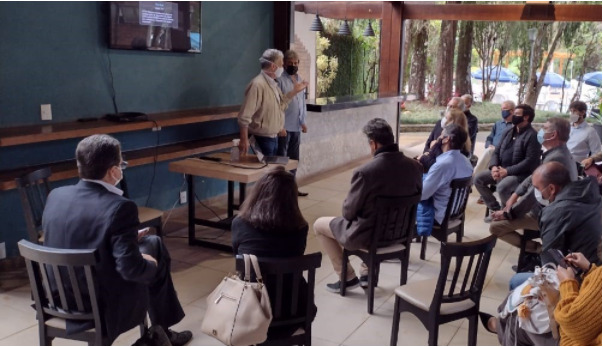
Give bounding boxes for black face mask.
[286,65,298,75]
[512,115,525,125]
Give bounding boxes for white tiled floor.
[0,133,518,346]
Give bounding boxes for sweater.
[238,72,292,137]
[555,265,602,346]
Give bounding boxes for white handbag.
[501,264,560,336]
[201,254,273,346]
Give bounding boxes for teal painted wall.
[0,1,274,256]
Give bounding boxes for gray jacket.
[330,145,423,250]
[539,176,601,264]
[509,145,579,219]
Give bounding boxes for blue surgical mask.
[537,129,545,144]
[501,110,511,119]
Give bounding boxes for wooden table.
[169,153,297,251]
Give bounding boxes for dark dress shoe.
[133,325,171,346]
[298,191,309,197]
[167,329,193,346]
[478,312,497,334]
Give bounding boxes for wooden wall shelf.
[0,134,237,191]
[0,105,240,147]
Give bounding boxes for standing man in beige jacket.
[238,49,308,156]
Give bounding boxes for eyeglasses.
[119,161,128,170]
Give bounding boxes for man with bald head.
[532,161,601,265]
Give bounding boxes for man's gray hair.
[546,117,570,142]
[449,97,465,111]
[461,94,473,105]
[502,100,516,110]
[259,48,284,70]
[284,50,299,62]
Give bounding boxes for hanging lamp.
[338,3,351,36]
[309,2,324,32]
[310,14,324,32]
[363,21,375,37]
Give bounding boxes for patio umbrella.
[582,71,602,88]
[471,66,519,83]
[536,72,571,88]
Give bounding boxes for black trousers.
[138,235,185,330]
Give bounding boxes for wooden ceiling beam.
[294,2,382,19]
[295,2,601,22]
[401,4,601,22]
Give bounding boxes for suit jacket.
[330,145,423,250]
[42,180,156,343]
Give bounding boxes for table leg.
[239,182,246,206]
[187,174,195,246]
[227,180,234,218]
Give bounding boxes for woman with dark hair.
[232,165,308,256]
[231,166,314,338]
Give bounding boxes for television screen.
[109,1,202,53]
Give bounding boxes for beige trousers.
[489,212,541,253]
[313,217,368,280]
[473,146,495,175]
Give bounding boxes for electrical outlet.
[179,190,187,204]
[41,104,52,121]
[0,242,6,260]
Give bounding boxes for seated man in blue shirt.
[418,124,474,236]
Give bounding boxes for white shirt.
[567,121,602,162]
[82,179,124,196]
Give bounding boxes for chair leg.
[390,297,401,346]
[304,326,311,346]
[155,221,163,239]
[400,252,408,286]
[367,260,375,314]
[468,314,478,346]
[427,323,439,346]
[420,236,427,260]
[456,229,463,243]
[340,251,348,297]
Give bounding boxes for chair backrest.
[15,167,52,243]
[439,177,472,231]
[430,236,497,312]
[235,252,322,329]
[370,194,421,250]
[17,240,102,333]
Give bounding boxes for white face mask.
[441,117,447,128]
[534,188,549,207]
[274,66,284,78]
[569,112,580,123]
[112,167,123,187]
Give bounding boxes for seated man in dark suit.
[42,134,192,346]
[314,118,423,292]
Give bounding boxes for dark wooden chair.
[340,194,421,314]
[421,177,472,260]
[15,167,52,243]
[235,252,322,346]
[119,176,163,238]
[18,240,147,346]
[390,235,497,346]
[516,229,540,272]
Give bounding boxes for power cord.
[145,119,161,206]
[106,52,119,115]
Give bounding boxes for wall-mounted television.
[109,1,201,53]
